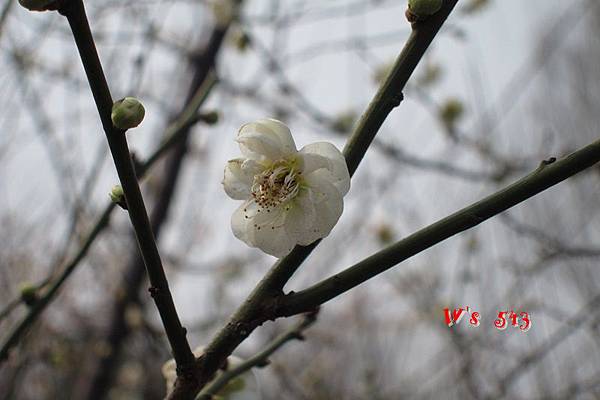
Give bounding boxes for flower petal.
[232,200,296,257]
[237,118,296,160]
[222,158,253,200]
[259,118,297,154]
[297,175,344,245]
[251,206,296,257]
[296,152,331,175]
[241,158,264,177]
[284,189,317,243]
[300,142,350,195]
[231,200,258,246]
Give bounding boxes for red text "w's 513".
[443,307,531,332]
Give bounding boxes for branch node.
[389,91,404,109]
[256,359,270,368]
[56,0,73,16]
[543,157,557,166]
[148,286,160,298]
[176,361,198,380]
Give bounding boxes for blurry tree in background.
[1,0,600,399]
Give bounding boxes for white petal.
[302,174,344,242]
[300,142,350,195]
[237,131,283,161]
[231,200,258,247]
[258,118,297,154]
[284,189,317,243]
[237,119,297,160]
[251,205,296,257]
[222,158,253,200]
[241,159,264,177]
[296,152,331,175]
[231,200,296,257]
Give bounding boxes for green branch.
[278,141,600,315]
[0,204,113,362]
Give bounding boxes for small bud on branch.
[19,283,38,306]
[111,97,145,130]
[199,110,220,125]
[109,185,127,209]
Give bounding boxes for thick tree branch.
[278,140,600,315]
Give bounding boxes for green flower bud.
[407,0,443,22]
[417,62,442,87]
[19,282,38,306]
[439,97,464,131]
[235,32,251,52]
[111,97,145,130]
[331,110,358,135]
[109,185,128,210]
[18,0,61,11]
[376,224,395,245]
[199,110,220,125]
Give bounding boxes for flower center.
[251,160,301,210]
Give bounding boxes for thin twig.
[489,292,600,399]
[0,72,216,363]
[0,204,113,361]
[196,311,318,400]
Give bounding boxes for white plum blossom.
[222,118,350,257]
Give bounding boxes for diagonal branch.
[277,141,600,315]
[168,2,460,398]
[254,0,460,294]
